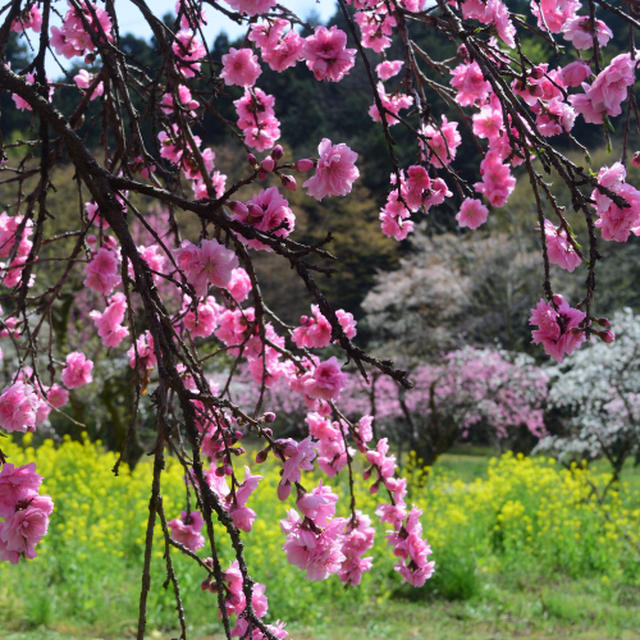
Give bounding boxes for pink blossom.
[168,511,205,551]
[592,162,640,242]
[460,0,516,46]
[73,69,104,100]
[305,357,347,401]
[472,102,503,142]
[227,268,251,302]
[249,19,304,72]
[234,88,281,151]
[224,0,276,15]
[456,198,489,229]
[278,436,317,500]
[376,60,403,80]
[391,507,435,587]
[128,331,156,372]
[50,3,113,59]
[183,296,220,339]
[421,116,461,168]
[221,47,262,87]
[0,381,38,433]
[232,187,295,249]
[379,193,414,241]
[172,30,206,77]
[529,295,586,362]
[338,512,375,586]
[89,292,129,348]
[474,151,516,207]
[354,10,396,52]
[46,384,69,409]
[303,138,359,201]
[230,467,262,532]
[292,305,332,348]
[336,309,357,339]
[0,493,53,563]
[281,509,347,581]
[543,219,581,272]
[365,437,396,480]
[12,72,35,111]
[160,84,200,116]
[368,82,413,126]
[61,352,94,389]
[84,247,120,295]
[560,61,591,87]
[11,6,42,33]
[530,0,579,33]
[175,239,238,297]
[0,463,42,518]
[297,483,339,528]
[303,26,356,82]
[450,60,491,106]
[562,15,612,49]
[570,53,637,124]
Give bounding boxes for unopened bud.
[256,448,269,463]
[595,317,611,327]
[261,156,275,173]
[228,200,248,219]
[271,144,284,160]
[280,174,297,191]
[457,44,469,60]
[262,411,276,423]
[531,65,545,80]
[600,329,615,343]
[633,151,640,167]
[295,158,314,173]
[247,153,258,169]
[258,170,267,180]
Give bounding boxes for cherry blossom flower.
[175,239,238,296]
[168,511,205,551]
[303,139,359,201]
[221,47,262,87]
[303,26,356,83]
[456,198,489,229]
[61,352,94,389]
[529,294,586,362]
[543,219,581,272]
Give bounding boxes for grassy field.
[0,438,639,640]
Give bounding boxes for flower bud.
[295,158,314,173]
[280,174,297,191]
[261,156,275,173]
[271,144,284,160]
[262,411,276,423]
[633,151,640,167]
[227,200,248,218]
[247,153,258,169]
[256,448,269,463]
[600,329,615,343]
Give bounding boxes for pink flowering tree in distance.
[233,346,549,466]
[0,1,639,638]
